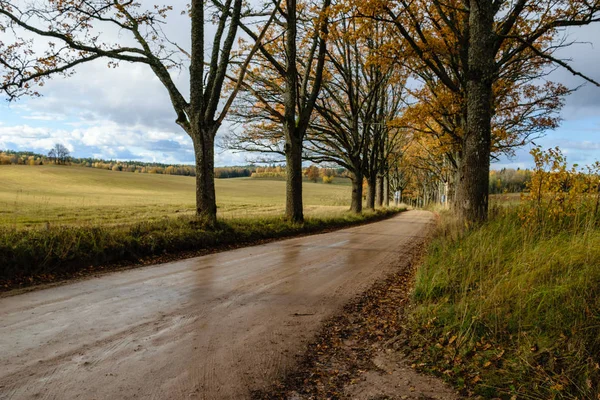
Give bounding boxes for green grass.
[406,206,600,399]
[0,165,352,226]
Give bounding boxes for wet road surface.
[0,210,433,400]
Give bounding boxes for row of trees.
[489,169,533,194]
[0,148,73,166]
[0,151,45,166]
[250,165,343,182]
[0,148,534,195]
[1,0,598,224]
[227,8,407,213]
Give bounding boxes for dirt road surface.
[0,210,434,400]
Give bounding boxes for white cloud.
[0,121,246,166]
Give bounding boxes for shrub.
[520,146,600,232]
[305,165,320,182]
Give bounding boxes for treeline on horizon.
[0,150,343,181]
[1,149,532,192]
[0,149,253,178]
[489,169,532,194]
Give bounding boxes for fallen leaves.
[251,242,427,399]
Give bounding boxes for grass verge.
[403,207,600,399]
[0,208,403,291]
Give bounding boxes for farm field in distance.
[489,192,522,205]
[0,165,352,227]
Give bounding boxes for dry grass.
[406,204,600,399]
[0,165,403,289]
[0,165,352,227]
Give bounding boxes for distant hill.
[1,149,532,193]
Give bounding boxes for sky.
[494,24,600,169]
[0,4,599,169]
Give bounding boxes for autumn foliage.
[520,147,600,229]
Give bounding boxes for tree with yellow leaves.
[361,0,600,223]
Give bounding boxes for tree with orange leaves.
[361,0,600,224]
[306,9,406,212]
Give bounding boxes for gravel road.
[0,210,434,400]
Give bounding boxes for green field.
[0,165,352,227]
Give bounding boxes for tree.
[223,0,331,223]
[228,5,406,214]
[0,0,277,224]
[48,143,70,164]
[305,11,401,212]
[305,165,321,182]
[393,67,567,206]
[364,0,600,224]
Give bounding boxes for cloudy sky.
[0,4,599,168]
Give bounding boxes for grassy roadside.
[0,208,404,291]
[403,206,600,399]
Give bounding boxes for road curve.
[0,210,434,400]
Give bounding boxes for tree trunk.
[280,0,304,224]
[366,173,376,210]
[375,175,384,208]
[384,175,390,207]
[285,135,304,223]
[450,164,461,210]
[455,0,495,225]
[350,170,363,213]
[191,125,218,224]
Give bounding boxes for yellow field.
[0,165,352,227]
